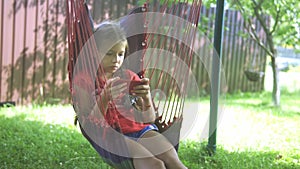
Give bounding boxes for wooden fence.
[0,0,267,105]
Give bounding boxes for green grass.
[0,91,300,169]
[0,106,110,169]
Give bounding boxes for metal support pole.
[207,0,225,155]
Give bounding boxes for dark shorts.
[124,124,158,141]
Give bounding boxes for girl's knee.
[151,158,165,169]
[133,157,165,169]
[157,150,187,169]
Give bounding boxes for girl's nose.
[111,55,118,62]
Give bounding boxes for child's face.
[101,41,127,76]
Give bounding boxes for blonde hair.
[94,21,127,54]
[94,21,128,77]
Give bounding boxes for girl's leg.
[124,137,166,169]
[138,131,187,169]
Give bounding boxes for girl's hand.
[131,78,156,123]
[95,76,128,116]
[131,78,152,107]
[101,77,127,101]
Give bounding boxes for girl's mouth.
[111,66,119,70]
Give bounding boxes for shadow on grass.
[0,114,112,169]
[179,141,300,169]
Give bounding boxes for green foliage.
[233,0,299,48]
[137,0,149,6]
[203,0,299,106]
[138,0,198,6]
[202,0,217,8]
[203,0,300,48]
[198,14,215,39]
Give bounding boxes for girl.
[76,21,187,169]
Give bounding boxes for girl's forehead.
[110,41,127,50]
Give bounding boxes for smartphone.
[113,79,144,94]
[129,80,144,92]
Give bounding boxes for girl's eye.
[106,52,113,56]
[118,52,125,57]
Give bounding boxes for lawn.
[0,91,299,169]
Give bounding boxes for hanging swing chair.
[244,52,265,82]
[244,70,264,82]
[67,0,202,168]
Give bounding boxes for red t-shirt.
[97,69,150,134]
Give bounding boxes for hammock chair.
[244,42,264,82]
[67,0,202,168]
[244,70,264,82]
[244,53,264,82]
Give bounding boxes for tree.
[204,0,300,106]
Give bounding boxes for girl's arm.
[131,78,156,123]
[94,77,127,117]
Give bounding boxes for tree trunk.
[266,28,280,107]
[270,55,280,106]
